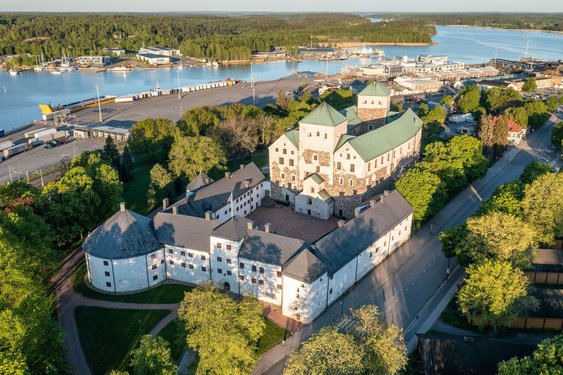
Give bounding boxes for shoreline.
[444,24,563,35]
[331,41,436,48]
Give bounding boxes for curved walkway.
[54,250,180,375]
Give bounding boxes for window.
[369,252,372,258]
[259,280,264,285]
[201,255,206,260]
[350,164,355,172]
[152,264,157,270]
[168,249,173,254]
[313,154,318,161]
[106,282,112,287]
[227,259,232,264]
[160,259,165,264]
[218,268,223,274]
[292,175,296,181]
[349,179,353,187]
[217,256,222,262]
[189,264,194,269]
[277,271,282,278]
[346,153,350,160]
[103,260,109,266]
[291,150,294,155]
[375,247,379,253]
[180,251,186,256]
[239,263,245,269]
[239,275,244,281]
[259,267,264,274]
[289,159,294,167]
[281,173,285,179]
[277,284,283,290]
[181,262,186,268]
[310,187,315,193]
[169,260,174,265]
[324,133,327,139]
[150,254,156,260]
[153,275,158,281]
[296,294,300,299]
[367,163,371,172]
[227,270,232,276]
[316,166,320,173]
[251,278,256,284]
[316,131,320,137]
[283,148,287,154]
[188,252,193,258]
[339,177,344,185]
[201,266,207,272]
[104,271,110,277]
[252,265,257,272]
[216,243,222,249]
[307,198,312,205]
[279,157,284,165]
[337,162,341,170]
[329,288,333,294]
[275,147,279,152]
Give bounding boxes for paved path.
[54,250,180,375]
[254,144,540,374]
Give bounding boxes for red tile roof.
[493,115,522,133]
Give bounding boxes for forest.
[373,13,563,32]
[0,13,434,62]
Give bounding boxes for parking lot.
[0,138,105,183]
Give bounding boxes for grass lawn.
[257,319,288,356]
[73,261,193,303]
[123,160,156,215]
[439,299,479,331]
[75,306,170,375]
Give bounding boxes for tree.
[477,114,495,159]
[420,142,467,194]
[129,335,177,375]
[456,85,481,114]
[439,94,454,106]
[211,114,260,155]
[178,106,219,136]
[552,121,563,146]
[395,167,448,223]
[103,136,120,170]
[439,223,468,259]
[447,135,488,181]
[498,335,563,375]
[477,180,523,217]
[458,212,536,268]
[484,87,521,111]
[150,163,173,190]
[284,327,365,375]
[422,106,447,125]
[522,78,537,93]
[522,172,563,245]
[546,96,559,112]
[492,116,509,157]
[519,162,552,185]
[524,99,549,129]
[418,102,430,117]
[351,305,408,375]
[178,283,265,375]
[128,118,179,160]
[504,106,529,128]
[457,259,538,332]
[168,136,226,179]
[119,145,134,182]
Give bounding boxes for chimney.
[354,207,362,217]
[264,223,272,233]
[247,220,254,230]
[205,211,212,221]
[337,220,345,229]
[162,198,169,210]
[225,171,231,179]
[369,199,377,208]
[172,206,178,215]
[384,190,390,197]
[240,164,245,171]
[119,202,126,212]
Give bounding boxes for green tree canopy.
[439,94,454,106]
[129,335,177,375]
[519,162,552,185]
[524,99,549,129]
[149,163,173,190]
[498,334,563,375]
[477,180,524,217]
[484,87,521,111]
[552,121,563,146]
[128,118,179,160]
[103,136,121,170]
[478,114,496,159]
[503,106,529,128]
[168,136,226,179]
[178,106,220,136]
[395,167,448,223]
[284,326,365,375]
[522,172,563,245]
[422,106,447,125]
[522,78,537,93]
[178,283,265,375]
[457,259,538,332]
[456,85,481,114]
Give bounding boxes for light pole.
[177,68,181,99]
[250,62,255,104]
[95,84,103,123]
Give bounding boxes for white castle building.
[83,163,413,324]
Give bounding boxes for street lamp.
[95,84,103,123]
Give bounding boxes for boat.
[109,66,132,72]
[211,61,219,67]
[50,69,63,75]
[34,66,44,72]
[8,69,19,76]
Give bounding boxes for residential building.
[139,46,182,57]
[74,55,116,67]
[493,116,525,146]
[83,183,414,324]
[269,82,423,218]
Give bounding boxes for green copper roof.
[335,134,356,151]
[359,82,391,97]
[307,173,324,185]
[285,129,300,148]
[340,105,362,126]
[318,189,334,203]
[300,102,347,127]
[342,108,422,162]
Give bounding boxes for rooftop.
[358,81,392,97]
[153,212,219,253]
[299,102,347,127]
[283,248,327,283]
[239,229,309,266]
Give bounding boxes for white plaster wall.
[87,254,118,293]
[209,236,243,293]
[327,257,358,305]
[164,245,210,284]
[112,255,152,293]
[238,259,283,305]
[146,249,166,288]
[358,95,390,110]
[333,146,367,178]
[282,273,328,324]
[213,182,270,222]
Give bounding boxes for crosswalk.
[336,316,357,332]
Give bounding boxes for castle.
[269,82,423,219]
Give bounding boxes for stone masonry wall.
[302,149,332,167]
[358,108,388,122]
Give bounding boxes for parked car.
[44,141,59,149]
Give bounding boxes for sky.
[0,0,561,13]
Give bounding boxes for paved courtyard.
[247,205,339,243]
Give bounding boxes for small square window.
[201,255,206,260]
[104,271,110,277]
[277,271,282,278]
[103,260,109,266]
[188,253,193,258]
[258,280,264,285]
[150,254,156,260]
[227,270,232,276]
[329,288,333,294]
[160,259,165,264]
[239,263,244,269]
[169,260,174,265]
[153,275,158,281]
[227,259,232,264]
[218,268,223,274]
[201,266,207,272]
[181,262,186,268]
[217,243,222,249]
[180,251,186,256]
[189,264,194,269]
[239,275,244,281]
[252,265,257,272]
[226,244,232,251]
[217,256,222,262]
[168,249,173,254]
[106,282,111,287]
[152,264,157,270]
[251,278,256,284]
[259,267,264,274]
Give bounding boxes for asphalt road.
[0,138,104,183]
[254,120,557,375]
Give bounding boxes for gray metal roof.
[187,173,213,192]
[239,229,307,266]
[153,212,219,252]
[211,216,252,242]
[283,248,327,283]
[529,249,563,273]
[84,208,161,259]
[168,163,264,218]
[314,190,413,273]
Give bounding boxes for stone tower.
[357,81,391,122]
